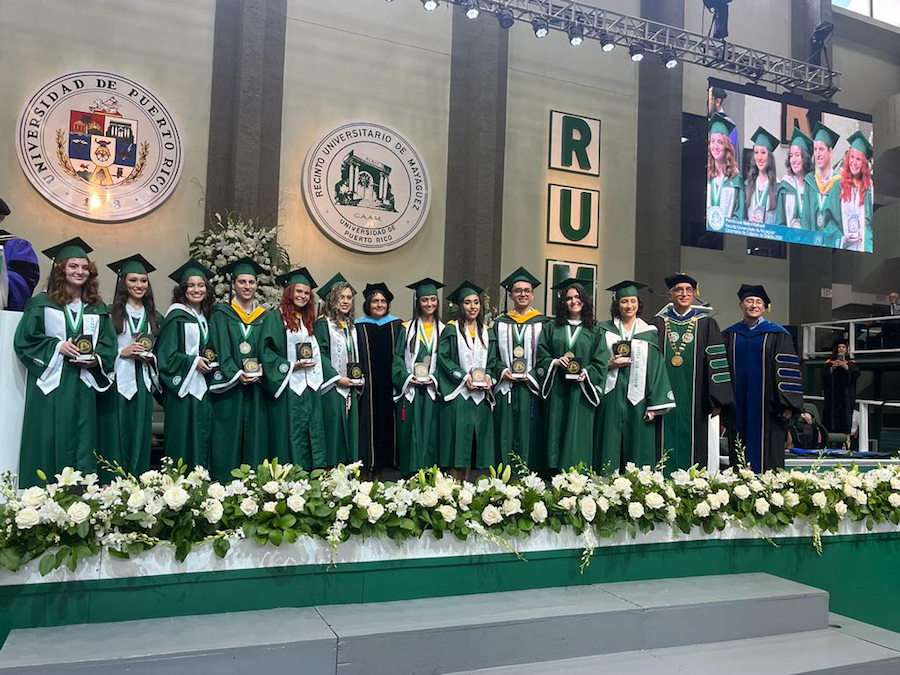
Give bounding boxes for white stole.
[604,317,654,405]
[397,319,443,403]
[495,320,542,399]
[446,323,490,405]
[276,321,325,398]
[327,317,359,401]
[840,187,866,251]
[37,304,110,395]
[167,303,207,401]
[114,305,158,400]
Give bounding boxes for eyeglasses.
[743,299,765,307]
[511,288,533,295]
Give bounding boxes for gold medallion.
[563,351,575,360]
[671,355,684,367]
[513,345,525,358]
[239,341,251,355]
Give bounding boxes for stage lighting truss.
[417,0,840,97]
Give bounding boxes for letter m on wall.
[548,111,600,176]
[547,184,600,248]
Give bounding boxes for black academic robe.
[821,359,859,434]
[355,315,403,470]
[723,320,804,472]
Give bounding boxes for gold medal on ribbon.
[671,354,684,367]
[239,341,251,355]
[513,345,525,358]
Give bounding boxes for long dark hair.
[110,274,159,335]
[455,296,486,346]
[784,144,812,177]
[608,296,643,322]
[172,279,213,319]
[746,146,778,213]
[408,296,441,353]
[555,284,595,328]
[46,259,102,306]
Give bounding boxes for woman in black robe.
[822,340,859,434]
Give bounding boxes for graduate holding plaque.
[595,281,675,472]
[437,281,498,476]
[260,268,336,468]
[97,255,163,476]
[745,126,779,225]
[208,258,271,480]
[392,278,445,474]
[14,238,116,486]
[775,128,814,229]
[315,273,364,467]
[535,278,605,471]
[707,112,745,229]
[838,131,874,252]
[157,260,215,470]
[805,122,842,247]
[491,267,550,472]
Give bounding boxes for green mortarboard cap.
[551,277,585,292]
[664,273,698,290]
[812,122,840,148]
[708,112,735,138]
[168,258,213,283]
[275,267,317,289]
[846,131,873,160]
[737,283,771,306]
[363,282,394,303]
[406,277,444,298]
[107,254,155,277]
[42,237,92,262]
[788,128,814,155]
[500,266,541,290]
[750,126,780,153]
[446,280,484,304]
[318,272,354,299]
[606,280,648,300]
[221,257,265,279]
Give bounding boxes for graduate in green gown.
[491,267,551,473]
[775,128,813,229]
[97,255,163,477]
[744,126,779,225]
[838,131,874,252]
[437,281,498,476]
[208,258,271,480]
[595,281,676,472]
[259,268,336,468]
[14,238,116,487]
[707,112,745,229]
[156,259,215,470]
[535,278,606,471]
[314,273,364,467]
[804,122,843,247]
[392,278,445,474]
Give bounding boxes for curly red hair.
[46,259,103,306]
[839,148,872,206]
[279,283,316,335]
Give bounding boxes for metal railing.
[801,314,900,360]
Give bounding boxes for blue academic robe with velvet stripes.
[723,320,803,472]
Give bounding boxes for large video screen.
[705,80,874,252]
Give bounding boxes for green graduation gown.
[392,319,444,474]
[156,304,212,470]
[14,293,116,487]
[775,175,810,229]
[838,184,873,252]
[437,321,498,469]
[707,173,745,227]
[97,307,163,477]
[535,320,606,471]
[595,318,676,472]
[804,170,842,246]
[208,302,271,480]
[259,311,336,468]
[490,312,551,473]
[314,316,361,467]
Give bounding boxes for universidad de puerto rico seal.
[16,71,183,222]
[301,122,431,253]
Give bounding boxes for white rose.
[733,484,751,500]
[481,504,503,526]
[437,504,458,523]
[749,480,764,493]
[890,477,900,491]
[692,477,709,491]
[694,501,712,518]
[163,486,190,511]
[835,500,848,518]
[596,496,610,513]
[66,501,92,525]
[846,474,862,489]
[240,497,259,516]
[418,488,439,508]
[336,505,351,521]
[812,492,827,509]
[207,483,227,501]
[628,502,645,519]
[770,492,785,508]
[261,480,279,495]
[457,489,474,507]
[889,493,900,509]
[754,498,770,515]
[785,491,800,508]
[367,502,385,523]
[358,481,374,496]
[645,492,665,510]
[353,492,373,508]
[613,477,632,494]
[503,485,522,500]
[530,501,548,523]
[263,501,278,513]
[287,494,306,512]
[20,486,46,508]
[127,490,148,510]
[15,507,40,529]
[204,499,224,524]
[843,483,855,497]
[559,496,577,511]
[580,496,597,522]
[502,498,523,516]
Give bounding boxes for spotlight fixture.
[497,8,514,29]
[531,17,549,38]
[662,48,678,69]
[567,24,584,46]
[463,0,479,19]
[629,42,645,62]
[599,32,615,52]
[422,0,438,10]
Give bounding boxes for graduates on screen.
[838,131,874,252]
[723,285,803,472]
[707,112,745,228]
[392,278,444,475]
[806,122,842,247]
[650,274,733,474]
[775,128,813,229]
[356,283,402,475]
[595,281,675,472]
[156,260,215,469]
[745,126,779,225]
[97,255,162,476]
[536,278,605,471]
[14,238,116,486]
